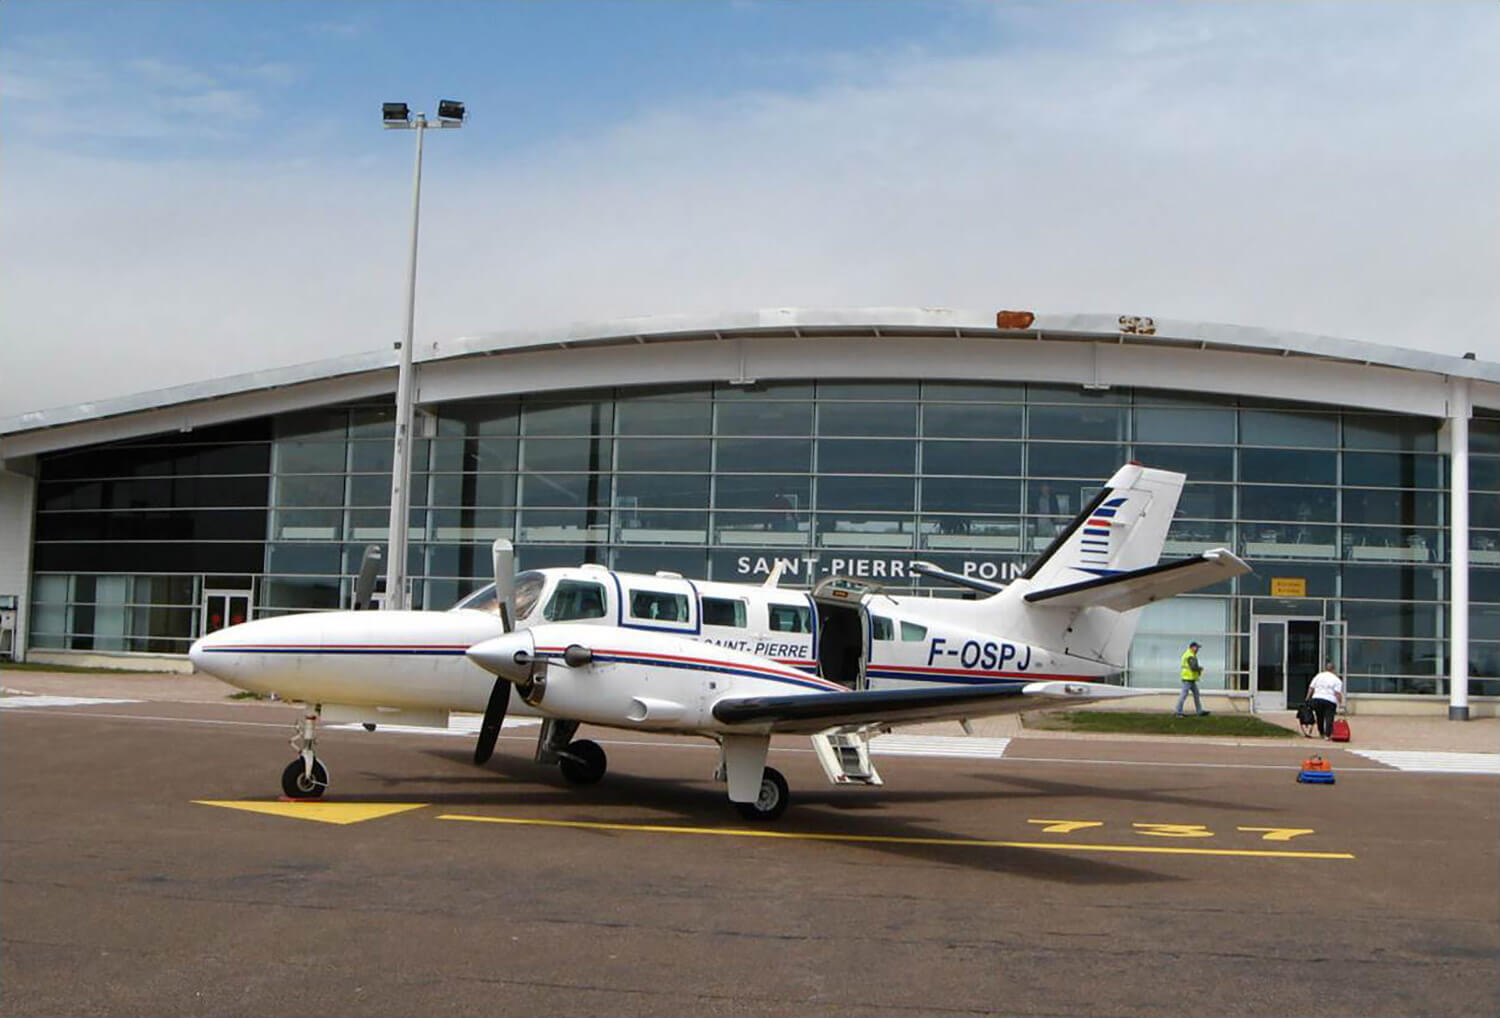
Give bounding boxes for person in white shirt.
[1306,663,1345,739]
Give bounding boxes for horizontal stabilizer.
[712,680,1150,735]
[1024,548,1251,612]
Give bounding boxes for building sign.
[1270,577,1307,597]
[729,553,1027,584]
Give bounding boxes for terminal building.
[1,308,1496,716]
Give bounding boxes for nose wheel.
[558,739,607,785]
[281,707,328,799]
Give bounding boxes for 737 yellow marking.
[1028,819,1105,834]
[438,814,1354,860]
[1238,826,1316,842]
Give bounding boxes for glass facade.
[26,381,1500,697]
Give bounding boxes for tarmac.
[4,666,1496,753]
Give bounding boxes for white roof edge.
[3,307,1496,438]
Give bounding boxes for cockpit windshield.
[450,571,546,622]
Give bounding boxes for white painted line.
[0,695,142,709]
[1348,749,1500,775]
[326,716,539,737]
[871,735,1012,758]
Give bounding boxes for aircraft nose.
[466,631,536,683]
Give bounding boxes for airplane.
[190,463,1250,820]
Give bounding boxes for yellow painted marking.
[193,800,428,825]
[436,814,1354,860]
[1133,822,1213,838]
[1238,826,1316,842]
[1027,819,1105,834]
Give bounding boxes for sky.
[2,1,1497,415]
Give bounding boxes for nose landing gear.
[281,707,329,799]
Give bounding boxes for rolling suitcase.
[1330,718,1351,743]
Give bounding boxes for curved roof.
[3,307,1497,447]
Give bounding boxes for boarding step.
[810,731,884,786]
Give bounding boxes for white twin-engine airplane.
[191,463,1249,820]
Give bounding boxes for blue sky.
[2,2,1498,412]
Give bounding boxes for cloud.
[2,4,1496,414]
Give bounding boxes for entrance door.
[202,590,252,636]
[1251,616,1322,712]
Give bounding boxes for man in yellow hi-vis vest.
[1175,641,1209,717]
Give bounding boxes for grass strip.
[1023,709,1298,738]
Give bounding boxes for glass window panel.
[427,508,516,541]
[523,399,612,436]
[921,381,1025,402]
[1341,564,1446,600]
[1341,601,1440,639]
[616,510,708,543]
[1343,490,1440,526]
[767,603,812,633]
[818,402,917,437]
[347,441,393,474]
[921,478,1022,514]
[272,509,341,541]
[437,399,521,436]
[425,473,514,508]
[613,547,709,577]
[616,437,710,472]
[700,596,748,628]
[1241,448,1336,485]
[1239,484,1335,522]
[343,474,390,507]
[522,438,612,472]
[1028,443,1125,480]
[715,438,812,473]
[266,543,343,575]
[1472,567,1500,603]
[816,439,914,474]
[817,381,919,400]
[714,401,813,436]
[922,440,1022,476]
[1343,526,1438,562]
[180,443,271,476]
[1241,523,1338,560]
[428,437,518,472]
[1239,409,1338,448]
[616,400,712,435]
[923,404,1023,439]
[422,544,501,580]
[1469,458,1499,493]
[1133,408,1236,444]
[1348,639,1443,691]
[817,476,913,512]
[261,577,342,610]
[901,621,928,641]
[1472,416,1500,455]
[1474,492,1500,531]
[518,510,609,543]
[1177,484,1234,520]
[1028,405,1127,442]
[713,512,811,546]
[276,475,344,508]
[715,475,809,511]
[615,473,710,509]
[276,441,347,473]
[1236,564,1338,598]
[1342,414,1439,451]
[519,474,611,508]
[818,512,913,548]
[1342,452,1440,489]
[1026,384,1129,404]
[275,410,347,441]
[346,406,395,440]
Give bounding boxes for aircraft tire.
[281,758,329,799]
[734,766,789,822]
[559,739,607,785]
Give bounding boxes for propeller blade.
[492,538,515,632]
[473,677,510,765]
[353,545,382,610]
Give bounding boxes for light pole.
[380,100,464,610]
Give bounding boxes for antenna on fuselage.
[762,561,785,589]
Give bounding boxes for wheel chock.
[1297,754,1335,784]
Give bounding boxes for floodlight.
[382,102,411,125]
[437,99,465,122]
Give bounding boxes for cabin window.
[544,580,607,622]
[768,604,811,634]
[870,614,894,641]
[700,596,747,628]
[629,589,690,623]
[900,621,928,642]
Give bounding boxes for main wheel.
[558,739,607,785]
[281,757,329,799]
[734,766,789,822]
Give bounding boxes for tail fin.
[998,464,1186,669]
[1022,463,1184,591]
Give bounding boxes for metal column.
[1449,375,1471,721]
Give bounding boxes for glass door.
[201,590,251,636]
[1251,615,1323,712]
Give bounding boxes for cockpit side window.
[449,571,546,621]
[768,604,811,634]
[544,580,608,622]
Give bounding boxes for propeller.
[353,545,382,610]
[474,539,516,765]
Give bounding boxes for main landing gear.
[535,719,608,785]
[734,767,789,822]
[281,708,329,799]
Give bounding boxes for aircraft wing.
[1024,548,1250,613]
[711,679,1148,735]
